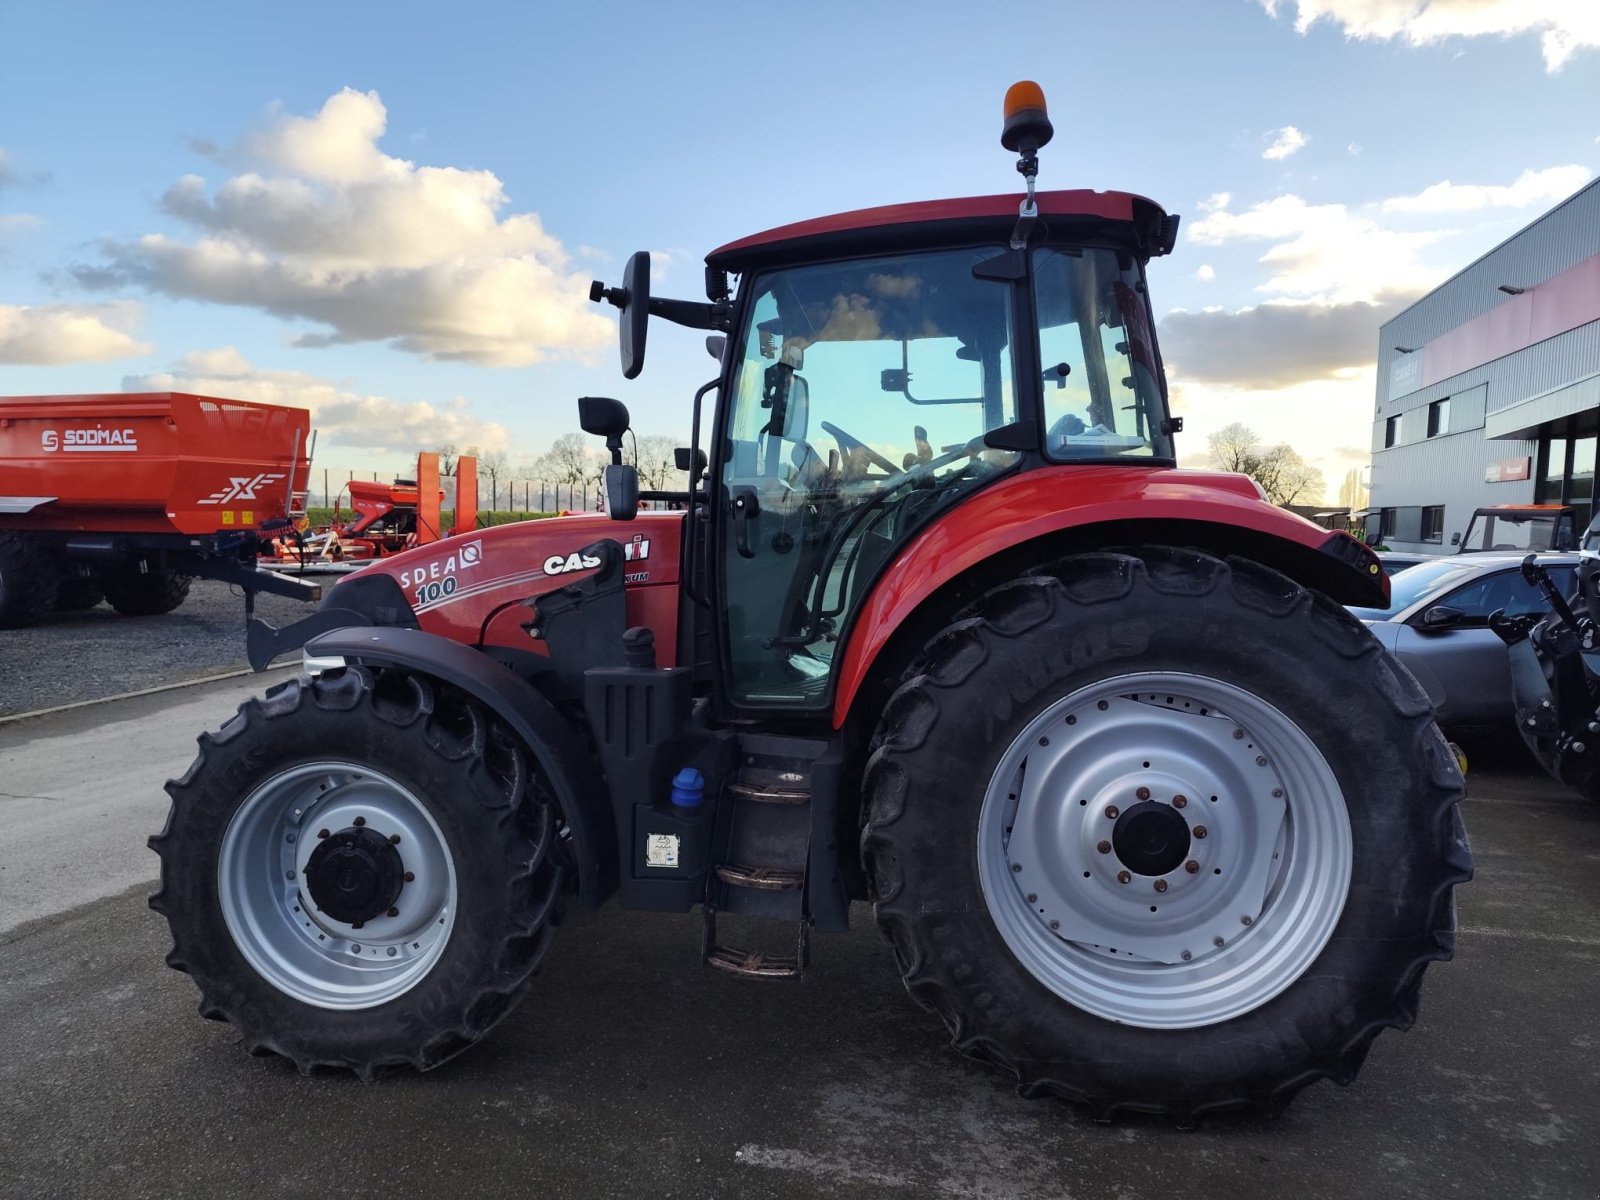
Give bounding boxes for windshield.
[1035,247,1171,461]
[1460,510,1572,552]
[1348,559,1482,619]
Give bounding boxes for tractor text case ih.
[152,86,1470,1122]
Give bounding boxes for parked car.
[1374,551,1433,575]
[1350,553,1579,730]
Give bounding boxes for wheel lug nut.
[1049,920,1060,931]
[1097,840,1112,854]
[1117,870,1131,885]
[389,834,401,845]
[1233,728,1244,740]
[1241,915,1253,927]
[1105,805,1120,819]
[1173,795,1187,808]
[402,871,415,883]
[317,828,330,839]
[1154,879,1168,893]
[1193,826,1208,839]
[386,906,400,918]
[1181,950,1192,961]
[1213,936,1225,948]
[1011,863,1022,873]
[1135,787,1150,801]
[353,816,366,827]
[1185,860,1200,874]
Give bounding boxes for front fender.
[831,466,1386,727]
[305,625,615,908]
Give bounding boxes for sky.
[2,0,1597,499]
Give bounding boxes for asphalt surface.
[0,579,314,716]
[2,680,1598,1199]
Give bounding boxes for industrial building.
[1368,178,1600,552]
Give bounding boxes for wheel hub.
[1112,801,1191,877]
[305,826,405,924]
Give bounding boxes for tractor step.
[725,781,809,805]
[703,906,809,980]
[714,863,804,890]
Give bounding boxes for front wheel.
[150,667,566,1076]
[862,549,1471,1122]
[104,567,190,616]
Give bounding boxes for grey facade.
[1370,178,1600,553]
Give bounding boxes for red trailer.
[0,391,321,627]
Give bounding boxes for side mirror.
[1450,532,1461,546]
[674,446,707,474]
[604,464,639,522]
[1420,605,1465,630]
[705,334,727,362]
[589,251,652,380]
[578,396,631,463]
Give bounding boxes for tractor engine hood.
[313,509,684,663]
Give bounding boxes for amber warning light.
[1002,81,1053,154]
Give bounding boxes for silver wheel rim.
[977,672,1351,1029]
[218,761,457,1010]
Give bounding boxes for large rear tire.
[0,532,58,629]
[150,666,566,1077]
[103,568,191,616]
[861,549,1471,1123]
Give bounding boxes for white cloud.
[1194,264,1216,281]
[1347,142,1363,156]
[1187,193,1446,302]
[1262,126,1308,160]
[1161,293,1418,390]
[77,88,613,367]
[1382,164,1593,212]
[1261,0,1600,72]
[123,348,511,458]
[0,302,152,364]
[0,213,40,239]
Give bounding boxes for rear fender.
[832,468,1386,728]
[304,625,616,908]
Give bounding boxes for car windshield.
[1460,511,1569,552]
[1348,559,1483,619]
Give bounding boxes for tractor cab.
[588,86,1183,711]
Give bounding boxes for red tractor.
[151,85,1469,1122]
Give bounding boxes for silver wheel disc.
[218,761,457,1010]
[977,672,1351,1029]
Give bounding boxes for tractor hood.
[324,509,683,658]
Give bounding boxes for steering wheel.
[873,436,986,495]
[820,420,898,476]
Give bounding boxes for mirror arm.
[648,296,734,332]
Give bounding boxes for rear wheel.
[150,667,566,1076]
[0,532,57,628]
[103,567,191,616]
[862,549,1471,1122]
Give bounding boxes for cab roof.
[707,189,1175,274]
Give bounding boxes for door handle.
[731,487,760,559]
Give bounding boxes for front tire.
[150,667,566,1076]
[861,549,1471,1122]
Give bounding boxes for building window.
[1380,507,1397,539]
[1385,416,1400,448]
[1421,505,1445,544]
[1427,398,1450,438]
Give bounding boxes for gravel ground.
[0,579,317,717]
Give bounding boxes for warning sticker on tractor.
[645,834,680,868]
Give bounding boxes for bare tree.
[1206,423,1327,507]
[469,447,510,511]
[434,443,459,477]
[635,434,683,491]
[1337,467,1369,512]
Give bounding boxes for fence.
[312,469,600,518]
